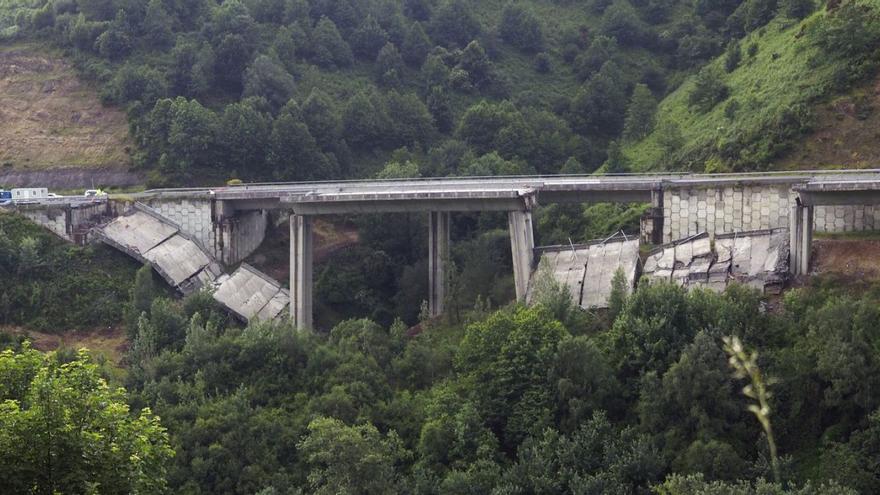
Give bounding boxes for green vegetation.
[6,0,880,492]
[0,212,138,330]
[55,272,880,494]
[625,3,880,172]
[0,345,173,493]
[8,0,861,184]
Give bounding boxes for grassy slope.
[777,75,880,169]
[0,42,133,170]
[624,13,841,172]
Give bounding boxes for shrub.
[689,66,729,112]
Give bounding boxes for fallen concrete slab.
[95,203,288,324]
[643,229,789,293]
[213,264,289,322]
[529,237,640,309]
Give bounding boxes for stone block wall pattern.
[662,185,875,243]
[144,198,215,253]
[143,198,268,266]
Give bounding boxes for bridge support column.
[428,211,451,317]
[509,210,535,302]
[789,201,814,276]
[790,203,801,275]
[801,205,813,275]
[290,214,313,331]
[651,188,664,245]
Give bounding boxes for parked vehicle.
[12,188,48,200]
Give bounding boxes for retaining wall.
[661,185,877,242]
[142,197,267,265]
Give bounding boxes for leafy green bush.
[0,214,137,331]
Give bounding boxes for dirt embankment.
[0,166,144,188]
[246,217,360,283]
[2,325,128,366]
[811,238,880,279]
[0,44,135,177]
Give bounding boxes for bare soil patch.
[245,216,360,284]
[0,44,133,171]
[811,238,880,279]
[2,325,128,366]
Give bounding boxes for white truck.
[11,188,49,201]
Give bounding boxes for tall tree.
[429,0,481,48]
[623,83,658,141]
[402,21,432,66]
[0,346,174,494]
[376,42,405,87]
[351,15,390,60]
[499,3,543,52]
[311,16,354,68]
[299,417,407,495]
[242,55,296,110]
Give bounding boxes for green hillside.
[1,0,808,185]
[624,1,880,172]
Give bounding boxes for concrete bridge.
[10,170,880,330]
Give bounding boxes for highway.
[6,169,880,208]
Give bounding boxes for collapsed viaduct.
[12,170,880,330]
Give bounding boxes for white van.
[11,188,48,200]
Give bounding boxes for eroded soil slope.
[0,44,134,177]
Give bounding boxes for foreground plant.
[723,335,780,484]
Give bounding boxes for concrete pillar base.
[651,187,664,245]
[789,201,814,276]
[801,205,813,275]
[508,210,535,302]
[290,214,314,331]
[428,211,451,317]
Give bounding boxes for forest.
[3,0,880,493]
[4,0,878,187]
[6,255,880,493]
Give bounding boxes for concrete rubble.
[642,228,789,293]
[213,264,290,322]
[528,237,640,309]
[95,203,288,323]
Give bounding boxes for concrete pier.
[290,214,314,330]
[508,210,535,301]
[801,205,813,275]
[651,187,664,245]
[789,202,813,276]
[428,211,451,317]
